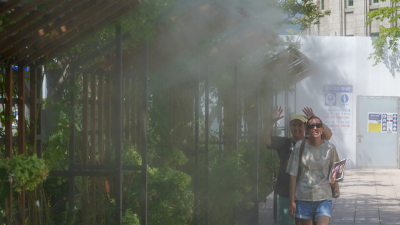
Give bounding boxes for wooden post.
[5,64,13,223]
[90,74,97,224]
[104,74,111,165]
[140,40,148,225]
[18,63,26,225]
[68,65,76,222]
[115,24,123,224]
[131,76,136,145]
[136,76,141,152]
[82,73,89,224]
[29,65,37,154]
[29,64,38,225]
[98,74,104,163]
[124,77,130,141]
[97,72,104,223]
[36,66,43,158]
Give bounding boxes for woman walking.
[263,107,332,225]
[287,116,340,225]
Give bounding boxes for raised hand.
[271,106,284,123]
[302,107,315,120]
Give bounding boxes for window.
[347,0,354,7]
[320,0,324,10]
[372,0,379,4]
[371,33,379,39]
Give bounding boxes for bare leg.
[299,218,313,225]
[316,216,330,225]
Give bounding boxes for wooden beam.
[2,0,106,61]
[35,0,119,49]
[4,65,13,223]
[0,0,25,15]
[3,0,118,61]
[7,0,47,24]
[0,0,68,39]
[17,63,26,225]
[0,0,82,52]
[31,0,139,66]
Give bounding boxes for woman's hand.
[289,200,296,218]
[330,174,340,198]
[302,107,315,120]
[330,172,337,185]
[271,106,284,123]
[333,186,340,198]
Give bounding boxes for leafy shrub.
[122,209,140,225]
[0,154,49,192]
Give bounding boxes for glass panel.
[372,0,379,3]
[321,0,324,10]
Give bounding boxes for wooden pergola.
[0,0,312,224]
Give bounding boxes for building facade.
[307,0,395,36]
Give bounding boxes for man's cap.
[290,114,307,123]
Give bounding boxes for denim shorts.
[295,200,332,220]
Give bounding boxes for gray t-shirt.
[286,140,339,201]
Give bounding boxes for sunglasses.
[307,123,323,129]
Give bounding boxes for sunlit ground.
[262,169,400,225]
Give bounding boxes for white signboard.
[323,85,353,135]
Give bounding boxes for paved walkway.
[261,169,400,225]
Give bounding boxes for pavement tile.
[331,216,355,221]
[261,169,400,225]
[355,217,380,222]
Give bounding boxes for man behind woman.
[263,107,338,225]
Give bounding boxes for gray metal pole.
[284,83,289,137]
[204,59,210,225]
[193,69,200,225]
[255,71,260,223]
[271,78,278,224]
[141,40,149,225]
[234,64,238,152]
[218,90,222,162]
[115,24,123,224]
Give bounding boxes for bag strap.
[296,139,306,183]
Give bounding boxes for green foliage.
[275,0,332,33]
[366,0,400,65]
[147,167,193,224]
[116,142,194,225]
[0,154,49,192]
[122,209,140,225]
[0,168,10,201]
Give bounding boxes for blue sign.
[324,85,353,93]
[325,93,336,106]
[369,113,381,120]
[341,94,349,103]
